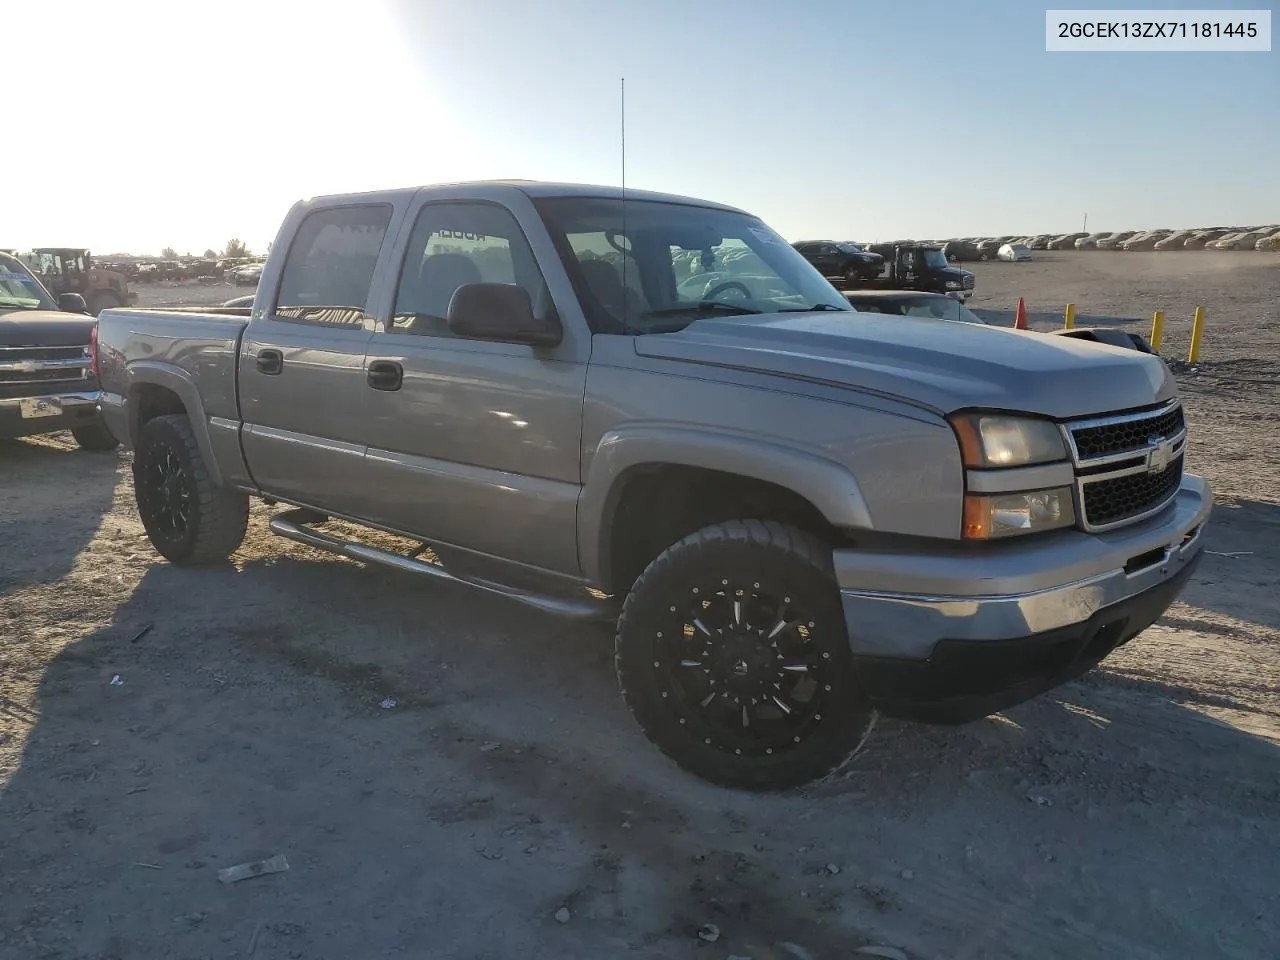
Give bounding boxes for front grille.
[1066,401,1187,530]
[1082,455,1184,527]
[0,344,93,400]
[1071,404,1184,460]
[962,275,975,289]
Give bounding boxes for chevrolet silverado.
[96,181,1210,789]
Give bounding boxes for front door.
[238,203,392,512]
[358,199,588,576]
[897,248,918,285]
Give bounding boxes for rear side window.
[274,204,392,327]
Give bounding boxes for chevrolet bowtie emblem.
[1146,435,1174,473]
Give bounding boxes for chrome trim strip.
[1063,398,1179,433]
[966,461,1075,494]
[1074,429,1187,471]
[0,356,90,373]
[0,391,100,409]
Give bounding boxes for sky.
[5,0,1276,255]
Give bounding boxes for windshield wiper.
[777,303,849,312]
[643,301,763,319]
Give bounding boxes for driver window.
[391,201,549,338]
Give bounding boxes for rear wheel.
[72,421,119,451]
[133,414,248,564]
[843,264,863,285]
[615,520,876,790]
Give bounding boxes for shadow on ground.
[2,534,1278,959]
[0,436,119,596]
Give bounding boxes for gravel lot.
[2,252,1278,960]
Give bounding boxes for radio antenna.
[620,76,629,328]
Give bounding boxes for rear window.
[274,204,392,326]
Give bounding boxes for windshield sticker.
[0,272,35,282]
[749,226,784,245]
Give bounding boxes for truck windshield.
[922,249,949,269]
[0,256,56,310]
[534,197,852,334]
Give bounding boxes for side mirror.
[446,283,561,347]
[58,292,89,314]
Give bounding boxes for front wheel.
[72,421,120,451]
[615,520,876,790]
[133,414,248,564]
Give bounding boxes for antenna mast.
[620,77,628,326]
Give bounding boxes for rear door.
[238,202,397,512]
[358,197,589,576]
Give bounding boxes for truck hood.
[633,312,1176,419]
[0,310,97,347]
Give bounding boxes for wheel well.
[604,465,838,596]
[129,384,187,444]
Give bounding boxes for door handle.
[256,348,283,375]
[366,359,403,391]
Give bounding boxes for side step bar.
[268,509,617,623]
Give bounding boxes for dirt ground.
[2,252,1278,960]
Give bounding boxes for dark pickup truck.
[0,253,118,450]
[860,243,975,299]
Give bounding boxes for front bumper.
[836,474,1211,723]
[0,391,103,439]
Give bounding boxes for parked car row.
[939,225,1280,259]
[93,256,269,283]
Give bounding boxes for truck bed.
[96,307,251,438]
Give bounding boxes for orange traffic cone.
[1013,297,1028,330]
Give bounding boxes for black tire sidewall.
[617,525,874,790]
[72,421,120,451]
[133,417,203,563]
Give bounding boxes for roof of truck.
[301,180,746,213]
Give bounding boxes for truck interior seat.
[578,259,642,327]
[397,253,482,334]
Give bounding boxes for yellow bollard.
[1064,303,1076,329]
[1150,310,1165,351]
[1188,305,1205,363]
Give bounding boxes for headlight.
[964,487,1075,539]
[949,413,1067,467]
[945,280,961,289]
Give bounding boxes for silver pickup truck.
[97,181,1211,789]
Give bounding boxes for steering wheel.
[702,280,752,302]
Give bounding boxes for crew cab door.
[357,197,588,576]
[896,247,918,285]
[814,243,842,277]
[238,202,396,511]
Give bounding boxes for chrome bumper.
[835,475,1212,659]
[0,390,103,437]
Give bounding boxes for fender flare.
[124,361,225,487]
[578,425,873,588]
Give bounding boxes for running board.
[268,509,617,623]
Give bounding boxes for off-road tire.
[615,519,876,790]
[72,421,120,451]
[133,414,248,564]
